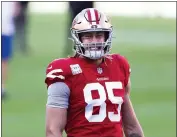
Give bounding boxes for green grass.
[2,14,176,137]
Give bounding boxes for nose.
[92,35,97,42]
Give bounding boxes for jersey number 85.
[83,81,123,122]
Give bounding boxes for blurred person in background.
[14,1,29,55]
[1,2,20,98]
[63,1,94,57]
[45,8,144,137]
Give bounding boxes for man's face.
[80,31,105,44]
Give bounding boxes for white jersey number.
[83,82,123,122]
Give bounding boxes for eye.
[85,35,92,38]
[98,33,103,36]
[96,33,104,37]
[82,34,92,39]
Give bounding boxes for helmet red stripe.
[94,9,99,24]
[86,9,92,24]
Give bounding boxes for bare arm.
[122,79,144,137]
[46,107,67,137]
[45,82,70,137]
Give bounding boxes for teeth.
[90,47,97,50]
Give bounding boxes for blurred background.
[1,2,176,137]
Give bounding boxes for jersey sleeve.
[45,59,71,88]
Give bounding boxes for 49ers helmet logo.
[85,9,101,25]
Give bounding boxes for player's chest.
[69,64,126,123]
[70,64,126,103]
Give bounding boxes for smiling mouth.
[87,46,102,50]
[90,47,99,50]
[82,42,105,51]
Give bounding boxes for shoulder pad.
[45,58,73,87]
[111,54,130,71]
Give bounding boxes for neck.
[93,58,103,66]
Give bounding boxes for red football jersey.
[45,54,131,137]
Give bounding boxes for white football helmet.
[70,8,113,60]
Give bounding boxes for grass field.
[2,14,176,137]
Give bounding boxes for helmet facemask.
[71,28,113,60]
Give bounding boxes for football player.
[45,8,144,137]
